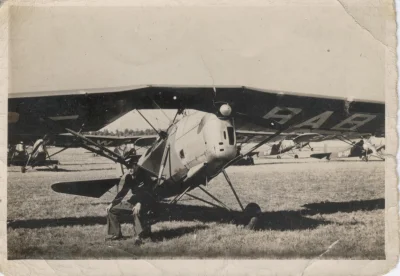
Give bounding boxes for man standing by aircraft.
[106,163,157,244]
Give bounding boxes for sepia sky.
[9,0,390,130]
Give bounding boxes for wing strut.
[157,144,170,186]
[64,128,130,167]
[197,186,232,211]
[136,109,167,139]
[185,193,230,210]
[222,169,244,211]
[169,185,193,204]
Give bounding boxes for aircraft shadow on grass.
[7,198,384,238]
[253,160,384,166]
[301,198,384,214]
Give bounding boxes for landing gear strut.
[174,172,262,230]
[222,169,261,230]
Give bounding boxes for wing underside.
[52,134,158,148]
[9,86,385,144]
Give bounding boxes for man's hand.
[132,203,141,216]
[106,203,113,213]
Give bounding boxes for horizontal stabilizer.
[310,153,332,160]
[51,178,120,198]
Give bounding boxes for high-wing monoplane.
[7,130,158,173]
[7,138,60,173]
[8,86,385,228]
[237,132,328,159]
[310,137,385,162]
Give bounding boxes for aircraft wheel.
[244,203,261,230]
[277,156,281,159]
[311,148,314,151]
[53,165,58,171]
[294,155,299,159]
[21,167,26,173]
[246,217,259,230]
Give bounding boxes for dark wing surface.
[9,86,384,143]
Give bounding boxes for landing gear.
[53,165,59,171]
[20,166,26,173]
[222,170,262,230]
[244,203,261,230]
[180,124,287,232]
[249,156,255,165]
[294,154,299,159]
[277,155,281,159]
[179,170,263,231]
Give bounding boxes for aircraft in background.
[7,133,157,173]
[310,137,385,162]
[237,132,330,159]
[7,138,60,173]
[8,86,385,228]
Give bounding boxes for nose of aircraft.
[203,114,237,163]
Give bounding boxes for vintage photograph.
[4,0,396,267]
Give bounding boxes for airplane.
[8,86,385,229]
[310,137,385,162]
[7,138,60,173]
[7,132,157,173]
[237,132,328,159]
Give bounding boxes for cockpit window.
[227,127,235,145]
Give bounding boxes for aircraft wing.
[235,131,368,145]
[9,86,384,143]
[236,130,296,144]
[52,134,158,148]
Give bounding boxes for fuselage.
[138,111,237,198]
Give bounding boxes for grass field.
[7,148,385,259]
